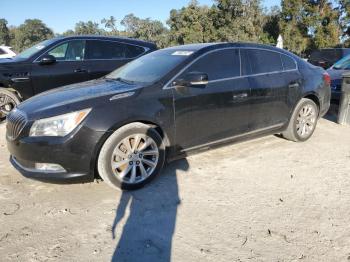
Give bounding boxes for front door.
[173,48,250,151]
[31,40,89,95]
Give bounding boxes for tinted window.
[281,54,296,70]
[106,49,190,83]
[0,48,5,55]
[182,49,240,80]
[247,49,283,74]
[85,40,145,60]
[48,40,85,61]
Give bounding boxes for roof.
[52,35,157,49]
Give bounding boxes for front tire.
[97,123,166,190]
[282,98,319,142]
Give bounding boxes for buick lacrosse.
[6,43,331,190]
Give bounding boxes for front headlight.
[29,109,91,137]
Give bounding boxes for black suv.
[0,36,157,119]
[6,43,331,190]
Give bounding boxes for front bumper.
[7,126,106,183]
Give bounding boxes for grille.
[6,109,27,140]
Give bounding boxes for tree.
[306,0,341,49]
[280,0,311,55]
[167,0,216,45]
[262,6,281,44]
[0,19,10,45]
[74,21,103,35]
[213,0,266,42]
[121,14,169,47]
[13,19,53,51]
[101,16,118,35]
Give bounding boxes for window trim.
[34,38,149,63]
[164,47,298,90]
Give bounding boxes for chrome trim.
[11,157,65,174]
[11,77,30,82]
[190,80,208,85]
[34,38,149,63]
[163,47,298,90]
[110,91,135,101]
[181,123,284,152]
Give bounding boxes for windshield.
[16,39,55,59]
[106,49,194,83]
[333,54,350,70]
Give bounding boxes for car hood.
[18,79,144,119]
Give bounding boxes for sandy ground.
[1,113,350,262]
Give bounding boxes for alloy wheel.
[111,134,159,184]
[0,93,17,117]
[296,104,317,138]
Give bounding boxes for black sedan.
[0,35,156,120]
[6,43,331,190]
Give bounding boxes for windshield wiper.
[114,77,136,85]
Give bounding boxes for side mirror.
[173,72,209,88]
[39,55,56,65]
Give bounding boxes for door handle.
[233,93,248,99]
[74,68,88,73]
[289,82,299,88]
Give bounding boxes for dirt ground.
[1,112,350,262]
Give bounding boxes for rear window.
[247,49,283,74]
[85,40,145,60]
[281,54,296,70]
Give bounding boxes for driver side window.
[180,49,241,81]
[47,40,85,61]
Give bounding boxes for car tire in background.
[0,88,21,122]
[97,122,166,190]
[282,98,319,142]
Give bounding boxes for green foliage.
[13,19,53,52]
[167,0,216,45]
[74,21,103,35]
[101,16,118,35]
[2,0,350,55]
[0,19,10,45]
[121,14,169,47]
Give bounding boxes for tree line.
[0,0,350,56]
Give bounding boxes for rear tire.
[282,98,319,142]
[97,123,166,190]
[0,88,21,122]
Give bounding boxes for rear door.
[242,48,301,132]
[173,48,250,151]
[31,40,89,94]
[84,40,147,79]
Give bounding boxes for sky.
[2,0,280,33]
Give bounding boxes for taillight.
[323,72,331,86]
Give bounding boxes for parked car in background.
[0,35,157,120]
[326,54,350,103]
[6,43,331,190]
[0,46,16,59]
[308,48,350,69]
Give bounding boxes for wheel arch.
[90,119,171,179]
